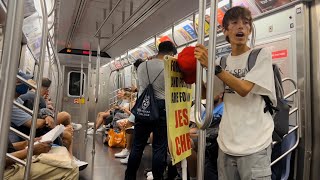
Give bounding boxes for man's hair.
[222,6,253,42]
[133,59,144,69]
[42,78,52,88]
[158,41,177,55]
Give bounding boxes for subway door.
[62,66,88,125]
[96,66,112,115]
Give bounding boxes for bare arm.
[122,108,131,115]
[216,70,254,97]
[23,118,46,129]
[6,149,28,167]
[195,44,254,97]
[6,142,51,167]
[12,141,27,151]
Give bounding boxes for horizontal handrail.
[289,107,298,115]
[16,75,37,89]
[9,127,30,140]
[270,125,299,166]
[284,89,298,100]
[13,101,33,115]
[6,153,26,166]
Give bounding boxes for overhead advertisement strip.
[106,0,301,72]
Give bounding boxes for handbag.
[107,129,126,148]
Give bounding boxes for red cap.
[177,46,197,84]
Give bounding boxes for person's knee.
[98,112,104,117]
[57,111,71,126]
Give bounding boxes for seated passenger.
[4,138,79,180]
[10,71,88,170]
[19,77,82,131]
[187,94,224,180]
[87,88,132,134]
[114,114,135,164]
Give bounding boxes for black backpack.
[131,62,164,124]
[220,48,290,141]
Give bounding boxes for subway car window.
[68,71,85,97]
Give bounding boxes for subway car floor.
[72,130,152,180]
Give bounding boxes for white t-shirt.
[214,48,276,156]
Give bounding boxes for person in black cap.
[125,41,177,180]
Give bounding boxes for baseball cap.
[177,46,197,84]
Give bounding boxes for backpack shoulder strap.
[247,48,262,71]
[146,62,150,84]
[220,56,227,69]
[146,61,164,85]
[152,69,164,84]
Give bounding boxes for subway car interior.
[1,0,320,179]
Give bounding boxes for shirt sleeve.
[11,105,32,127]
[128,113,135,122]
[244,48,277,105]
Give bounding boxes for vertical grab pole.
[195,0,218,179]
[0,0,25,178]
[85,43,92,141]
[194,0,206,179]
[206,0,218,128]
[80,58,84,121]
[24,0,48,179]
[48,36,62,122]
[93,27,101,153]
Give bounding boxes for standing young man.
[125,41,177,180]
[194,6,276,179]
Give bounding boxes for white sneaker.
[147,174,154,180]
[96,126,104,132]
[73,156,88,171]
[88,122,94,127]
[72,123,82,131]
[87,128,97,135]
[115,148,130,158]
[120,155,129,164]
[146,171,152,177]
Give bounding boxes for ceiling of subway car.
[56,0,200,59]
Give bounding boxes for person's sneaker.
[72,123,82,131]
[87,128,97,135]
[146,171,152,177]
[147,174,154,180]
[73,156,88,171]
[114,148,130,158]
[88,122,94,127]
[96,126,105,132]
[120,155,129,164]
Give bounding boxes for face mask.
[16,84,29,95]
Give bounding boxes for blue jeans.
[125,100,167,180]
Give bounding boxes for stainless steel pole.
[48,36,62,115]
[196,2,218,179]
[93,36,101,154]
[195,0,219,179]
[85,43,92,141]
[24,0,48,179]
[194,0,206,179]
[0,0,25,178]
